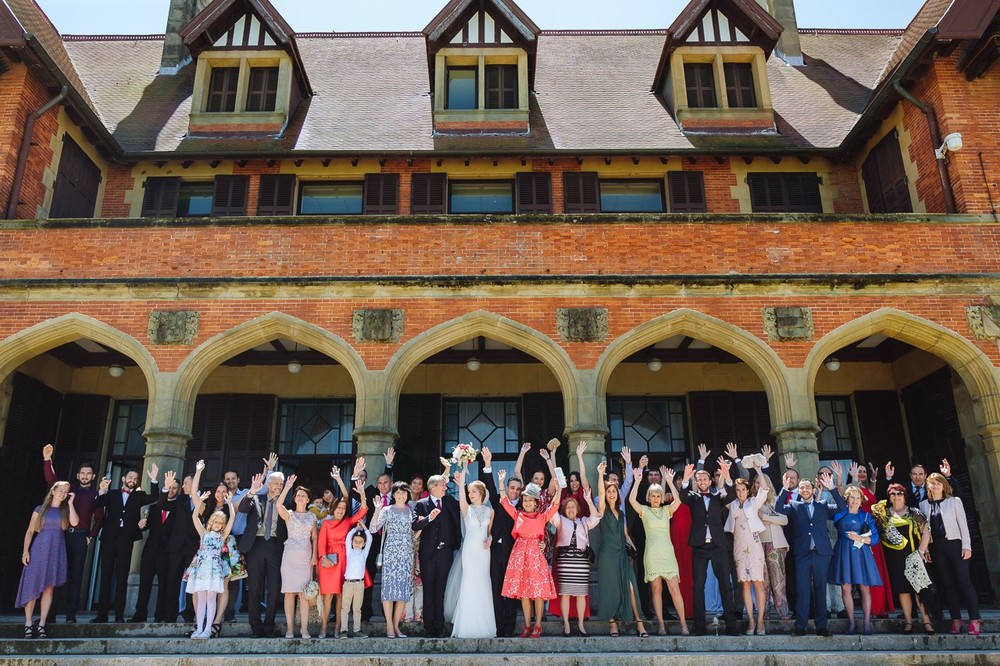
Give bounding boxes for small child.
[184,460,235,640]
[340,525,373,638]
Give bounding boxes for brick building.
[0,0,999,611]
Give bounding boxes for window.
[724,62,757,108]
[608,398,688,463]
[206,67,240,113]
[363,173,400,215]
[747,173,822,213]
[299,182,363,215]
[684,62,717,108]
[257,174,296,216]
[177,182,215,217]
[443,399,520,479]
[515,172,552,214]
[211,175,249,216]
[815,397,857,458]
[862,131,913,213]
[50,136,101,219]
[599,181,664,213]
[449,181,514,213]
[277,400,355,457]
[246,67,279,112]
[485,64,518,109]
[447,66,477,110]
[667,171,707,213]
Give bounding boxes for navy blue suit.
[776,487,846,631]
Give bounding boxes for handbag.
[625,543,637,559]
[303,580,320,604]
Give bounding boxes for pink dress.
[500,496,560,600]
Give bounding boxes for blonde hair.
[756,473,777,505]
[207,510,227,532]
[843,485,864,504]
[646,483,665,502]
[34,481,71,532]
[468,480,488,503]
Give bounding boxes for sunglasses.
[888,491,905,497]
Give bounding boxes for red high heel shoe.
[529,626,543,639]
[951,619,963,635]
[968,620,981,636]
[518,625,532,638]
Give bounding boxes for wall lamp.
[935,132,963,160]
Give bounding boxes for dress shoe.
[90,616,108,624]
[816,628,832,637]
[251,627,265,638]
[792,627,807,636]
[113,617,126,624]
[127,616,146,623]
[65,614,77,624]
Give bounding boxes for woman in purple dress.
[18,481,78,638]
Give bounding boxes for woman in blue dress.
[829,485,882,635]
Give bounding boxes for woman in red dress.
[317,472,367,639]
[499,469,563,638]
[668,495,695,619]
[852,462,894,618]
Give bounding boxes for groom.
[412,474,460,637]
[481,446,522,637]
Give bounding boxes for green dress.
[596,508,638,621]
[640,507,679,581]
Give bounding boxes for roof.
[876,0,953,86]
[61,29,902,157]
[424,0,540,42]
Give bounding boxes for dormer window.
[447,66,478,109]
[207,67,239,113]
[246,66,279,112]
[486,64,518,109]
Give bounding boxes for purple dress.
[16,506,68,607]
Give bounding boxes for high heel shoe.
[635,621,649,638]
[844,623,855,636]
[609,620,620,637]
[969,620,981,636]
[577,627,589,637]
[529,626,542,639]
[923,622,936,635]
[902,622,913,635]
[518,625,532,638]
[951,619,963,635]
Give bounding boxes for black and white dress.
[553,514,599,596]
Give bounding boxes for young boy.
[341,525,373,638]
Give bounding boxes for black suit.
[680,483,738,633]
[93,483,158,621]
[238,492,287,634]
[483,469,518,636]
[132,500,176,621]
[412,494,460,637]
[361,464,393,622]
[163,492,199,622]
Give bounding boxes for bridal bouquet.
[451,442,479,467]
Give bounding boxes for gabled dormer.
[653,0,783,134]
[178,0,312,135]
[423,0,540,133]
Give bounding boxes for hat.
[522,483,542,500]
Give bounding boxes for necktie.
[435,498,441,510]
[161,510,168,525]
[806,503,816,550]
[263,498,274,541]
[382,494,389,507]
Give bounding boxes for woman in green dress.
[596,461,647,638]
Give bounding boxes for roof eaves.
[0,0,26,47]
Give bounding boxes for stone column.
[975,422,1000,593]
[774,422,821,481]
[0,374,12,443]
[355,427,398,479]
[565,427,608,491]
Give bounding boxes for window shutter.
[257,174,296,216]
[747,173,822,213]
[684,63,717,108]
[363,173,400,214]
[667,171,706,213]
[212,175,249,216]
[515,172,552,214]
[563,172,600,213]
[50,136,101,219]
[863,131,912,214]
[411,173,447,214]
[141,177,181,217]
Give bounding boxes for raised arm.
[191,491,209,536]
[42,444,58,485]
[513,442,531,482]
[539,447,558,495]
[330,465,348,498]
[67,492,79,527]
[583,487,601,519]
[596,461,608,515]
[191,459,206,501]
[221,492,236,540]
[276,474,296,521]
[576,441,591,492]
[239,473,264,513]
[627,467,644,518]
[663,467,681,516]
[455,470,469,516]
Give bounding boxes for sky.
[34,0,927,35]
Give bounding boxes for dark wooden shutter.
[54,394,110,478]
[515,172,552,214]
[246,67,279,112]
[257,174,296,216]
[207,67,239,113]
[563,172,600,213]
[667,171,707,212]
[862,131,913,213]
[50,135,101,219]
[688,391,773,475]
[363,173,400,214]
[411,173,447,214]
[141,177,181,217]
[486,64,518,109]
[189,394,275,482]
[211,175,249,216]
[724,62,757,108]
[396,394,443,481]
[747,173,822,213]
[684,62,717,108]
[521,392,566,480]
[853,390,908,467]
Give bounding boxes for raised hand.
[697,443,710,461]
[498,469,507,484]
[632,467,642,482]
[481,446,493,467]
[848,462,861,481]
[868,462,878,481]
[454,470,466,486]
[384,447,396,466]
[576,441,587,457]
[831,461,844,481]
[596,461,607,478]
[539,448,550,461]
[521,442,532,454]
[940,458,951,477]
[638,454,649,470]
[717,457,732,479]
[286,474,298,488]
[724,442,739,460]
[683,463,695,483]
[784,452,797,469]
[249,472,264,495]
[42,443,54,461]
[353,457,366,477]
[761,444,774,461]
[331,466,340,478]
[819,471,835,490]
[353,479,365,496]
[439,456,451,471]
[196,459,206,471]
[148,462,160,481]
[583,488,593,502]
[661,466,674,483]
[225,491,235,505]
[199,491,211,502]
[99,477,111,494]
[263,452,279,471]
[621,445,632,467]
[885,461,895,479]
[164,470,176,488]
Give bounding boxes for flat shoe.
[756,627,766,636]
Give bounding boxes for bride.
[444,469,496,638]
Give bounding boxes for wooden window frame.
[723,62,757,108]
[684,62,718,109]
[598,179,666,213]
[446,65,479,110]
[448,180,515,214]
[206,66,240,113]
[298,181,365,216]
[485,64,518,110]
[246,66,280,113]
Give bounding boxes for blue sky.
[36,0,926,34]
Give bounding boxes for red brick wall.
[99,164,136,218]
[694,157,741,213]
[0,63,58,219]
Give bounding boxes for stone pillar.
[355,427,398,479]
[565,427,608,491]
[774,422,820,481]
[0,374,12,442]
[974,422,1000,593]
[142,430,191,480]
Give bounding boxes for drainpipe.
[4,84,69,220]
[892,79,957,214]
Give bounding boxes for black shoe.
[127,616,146,623]
[837,611,849,619]
[113,617,126,624]
[65,614,77,624]
[792,627,807,636]
[816,628,832,637]
[251,626,265,638]
[90,616,108,624]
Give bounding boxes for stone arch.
[594,308,792,428]
[382,311,579,430]
[173,312,368,434]
[0,313,159,403]
[805,308,1000,427]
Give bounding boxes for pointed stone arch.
[805,308,1000,427]
[382,311,578,430]
[594,308,792,428]
[0,313,159,403]
[172,312,367,434]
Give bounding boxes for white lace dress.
[445,503,496,638]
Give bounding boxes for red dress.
[316,506,368,595]
[861,487,894,615]
[669,502,695,618]
[501,496,560,600]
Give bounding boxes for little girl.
[184,460,235,640]
[498,468,562,638]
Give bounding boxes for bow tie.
[700,492,711,497]
[122,489,132,495]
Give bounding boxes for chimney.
[763,0,803,66]
[160,0,210,74]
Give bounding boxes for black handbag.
[625,543,637,559]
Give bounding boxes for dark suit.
[680,483,738,633]
[93,482,159,621]
[360,464,393,622]
[412,494,460,637]
[483,468,518,636]
[163,492,199,622]
[238,492,288,634]
[776,488,847,631]
[132,500,176,621]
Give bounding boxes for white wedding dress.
[444,503,496,638]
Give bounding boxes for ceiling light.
[466,357,481,372]
[647,358,662,372]
[108,364,125,378]
[287,359,303,374]
[824,357,841,372]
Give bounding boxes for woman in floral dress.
[372,481,415,638]
[725,478,768,635]
[276,475,317,640]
